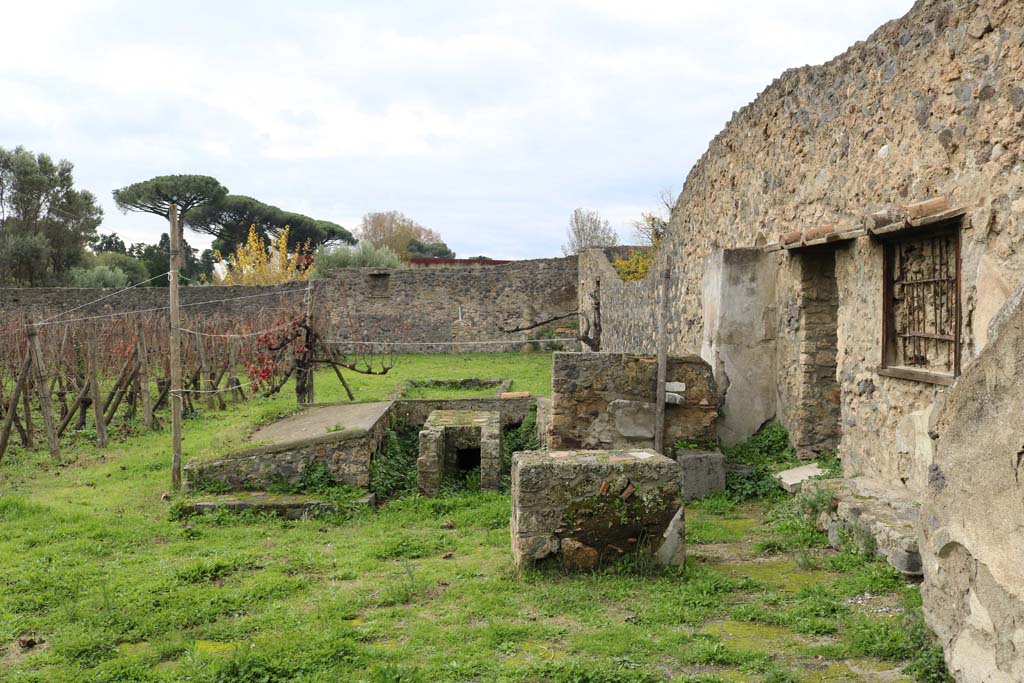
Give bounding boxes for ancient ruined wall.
[318,257,578,352]
[548,352,718,451]
[577,249,657,354]
[921,283,1024,683]
[0,257,579,353]
[594,0,1024,490]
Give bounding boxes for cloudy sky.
[3,0,914,259]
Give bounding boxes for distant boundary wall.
[0,257,579,353]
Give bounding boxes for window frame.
[877,218,962,386]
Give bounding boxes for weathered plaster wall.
[700,249,779,447]
[0,257,579,353]
[921,283,1024,682]
[585,0,1024,491]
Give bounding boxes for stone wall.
[921,283,1024,683]
[789,251,842,453]
[184,410,390,491]
[0,257,579,353]
[547,352,717,451]
[390,397,534,429]
[578,249,657,354]
[583,0,1024,491]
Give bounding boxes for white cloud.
[1,0,915,258]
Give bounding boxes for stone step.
[181,492,376,520]
[807,478,922,577]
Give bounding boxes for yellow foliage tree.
[612,248,655,282]
[214,224,311,286]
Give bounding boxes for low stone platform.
[251,401,391,444]
[418,410,502,496]
[180,492,376,520]
[185,401,392,492]
[510,449,684,570]
[806,477,922,577]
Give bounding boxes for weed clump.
[503,408,539,470]
[369,427,420,499]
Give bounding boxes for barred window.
[880,220,961,385]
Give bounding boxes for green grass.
[0,356,949,682]
[312,352,553,403]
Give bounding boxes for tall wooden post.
[298,282,315,405]
[169,203,184,490]
[86,328,108,447]
[28,325,62,464]
[21,355,33,449]
[135,321,153,429]
[654,268,671,455]
[0,354,31,462]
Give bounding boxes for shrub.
[721,423,800,503]
[66,265,130,288]
[311,242,402,276]
[214,225,310,286]
[503,408,539,470]
[369,428,419,499]
[611,249,654,282]
[93,251,149,283]
[723,422,795,466]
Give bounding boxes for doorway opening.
[455,448,481,472]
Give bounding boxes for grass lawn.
[312,352,554,403]
[0,353,946,682]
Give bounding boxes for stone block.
[774,463,823,493]
[654,507,686,566]
[510,449,683,569]
[534,396,551,450]
[676,450,726,500]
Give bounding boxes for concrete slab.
[774,463,823,493]
[252,401,392,445]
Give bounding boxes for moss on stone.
[715,559,833,593]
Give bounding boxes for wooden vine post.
[298,282,315,405]
[135,321,153,429]
[169,203,184,490]
[654,267,671,455]
[0,354,32,462]
[86,327,108,447]
[27,324,62,464]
